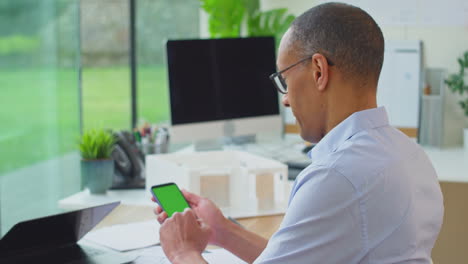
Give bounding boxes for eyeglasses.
[269,55,334,94]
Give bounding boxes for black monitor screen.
[167,37,279,125]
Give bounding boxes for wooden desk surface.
[96,196,466,263]
[97,205,283,240]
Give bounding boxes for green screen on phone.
[152,184,190,217]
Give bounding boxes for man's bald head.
[289,2,384,86]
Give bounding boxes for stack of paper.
[83,220,160,251]
[83,220,246,263]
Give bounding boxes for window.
[81,0,131,130]
[0,0,81,235]
[136,0,200,125]
[0,0,201,235]
[80,0,200,130]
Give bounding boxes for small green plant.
[79,129,116,160]
[445,51,468,117]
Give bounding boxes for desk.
[60,189,154,210]
[423,147,468,182]
[59,188,290,219]
[96,204,283,240]
[421,148,468,263]
[62,146,468,263]
[59,146,468,210]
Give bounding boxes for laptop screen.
[0,202,119,255]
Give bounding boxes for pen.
[133,130,141,143]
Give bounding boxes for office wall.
[262,0,468,146]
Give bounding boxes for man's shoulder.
[312,125,424,190]
[293,163,357,199]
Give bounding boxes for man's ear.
[311,53,329,92]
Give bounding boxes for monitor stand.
[193,120,258,151]
[222,120,257,145]
[194,138,224,151]
[194,134,257,151]
[223,134,256,145]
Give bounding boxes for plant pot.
[81,159,114,194]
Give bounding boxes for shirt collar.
[309,106,389,160]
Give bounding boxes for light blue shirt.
[255,107,444,264]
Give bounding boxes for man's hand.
[159,208,211,264]
[153,190,230,246]
[153,190,268,263]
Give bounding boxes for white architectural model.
[146,151,290,216]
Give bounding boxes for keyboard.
[226,139,312,180]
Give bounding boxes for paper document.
[133,246,246,264]
[83,220,160,251]
[133,246,170,264]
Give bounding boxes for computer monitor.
[166,37,282,146]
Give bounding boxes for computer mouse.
[302,144,314,154]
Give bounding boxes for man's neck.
[324,90,377,135]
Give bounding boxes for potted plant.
[445,51,468,150]
[79,129,116,194]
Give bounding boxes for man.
[154,3,444,263]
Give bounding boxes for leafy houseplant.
[199,0,295,46]
[199,0,246,38]
[79,129,116,194]
[445,51,468,149]
[445,51,468,116]
[245,6,295,47]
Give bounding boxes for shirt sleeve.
[254,166,364,264]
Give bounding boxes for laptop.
[0,201,136,264]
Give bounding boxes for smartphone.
[150,183,190,217]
